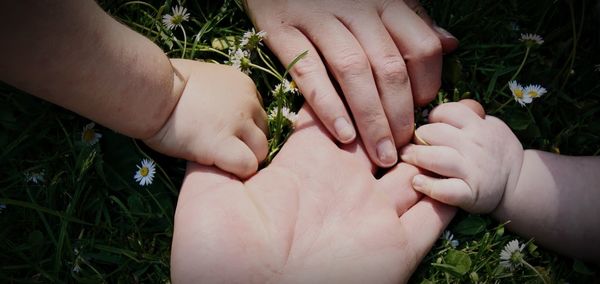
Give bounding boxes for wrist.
[490,148,526,218]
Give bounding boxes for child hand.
[399,101,524,213]
[144,59,268,178]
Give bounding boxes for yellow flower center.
[514,89,523,99]
[140,167,149,177]
[83,130,95,142]
[528,91,538,98]
[172,15,183,25]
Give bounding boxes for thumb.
[411,174,474,209]
[457,99,486,118]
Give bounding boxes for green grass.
[1,0,599,282]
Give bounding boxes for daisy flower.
[520,33,544,46]
[0,204,6,213]
[134,159,156,186]
[524,84,547,99]
[81,122,102,146]
[228,48,252,74]
[500,239,525,270]
[25,171,45,184]
[269,107,299,125]
[240,28,267,49]
[273,79,298,96]
[509,80,531,106]
[442,230,459,248]
[594,64,600,72]
[162,5,190,30]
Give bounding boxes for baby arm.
[400,101,600,262]
[1,0,180,138]
[0,1,267,177]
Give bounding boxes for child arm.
[401,101,600,262]
[0,0,184,139]
[493,151,600,262]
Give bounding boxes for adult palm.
[171,106,455,283]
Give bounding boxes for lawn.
[1,0,599,282]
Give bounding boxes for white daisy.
[81,122,102,146]
[273,79,298,96]
[524,84,547,99]
[0,204,6,213]
[594,64,600,72]
[269,107,299,125]
[442,230,459,248]
[509,80,531,106]
[134,159,156,186]
[499,239,525,270]
[240,28,267,49]
[25,171,45,184]
[162,5,190,30]
[228,48,251,74]
[519,33,544,46]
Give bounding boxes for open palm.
[171,106,455,283]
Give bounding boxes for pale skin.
[0,0,267,178]
[171,105,456,283]
[243,0,459,168]
[400,101,600,263]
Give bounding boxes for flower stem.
[179,25,187,58]
[492,46,531,114]
[520,258,548,284]
[249,63,280,80]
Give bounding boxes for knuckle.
[306,88,335,111]
[290,56,321,80]
[413,35,442,60]
[332,51,370,79]
[355,105,387,126]
[377,56,409,86]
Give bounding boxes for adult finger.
[381,1,443,106]
[376,162,422,216]
[264,27,357,144]
[397,197,456,268]
[213,136,258,179]
[411,174,474,209]
[238,122,269,164]
[304,17,397,167]
[428,102,483,128]
[403,0,459,53]
[342,12,415,146]
[399,144,467,178]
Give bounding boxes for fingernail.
[434,25,456,40]
[376,138,397,166]
[413,175,425,189]
[334,117,355,143]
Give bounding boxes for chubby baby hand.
[144,59,268,178]
[400,100,524,213]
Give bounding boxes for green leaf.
[432,249,472,276]
[445,250,472,275]
[454,215,486,236]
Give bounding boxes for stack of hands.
[2,0,598,282]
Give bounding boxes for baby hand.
[144,59,268,178]
[400,100,524,213]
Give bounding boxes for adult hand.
[243,0,458,168]
[171,105,456,283]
